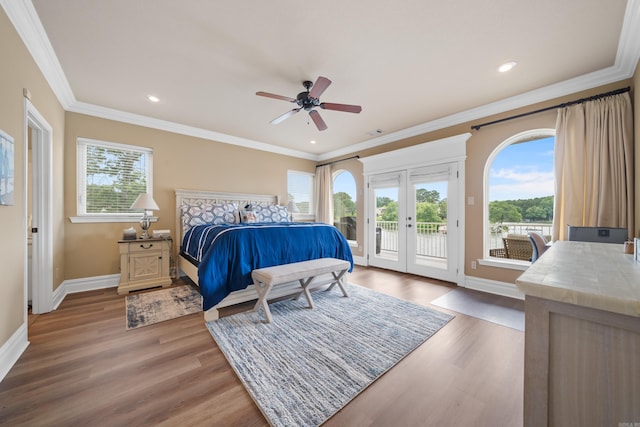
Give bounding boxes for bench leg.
[327,269,349,297]
[253,281,274,323]
[298,277,316,309]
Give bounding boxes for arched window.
[485,130,555,261]
[333,170,357,242]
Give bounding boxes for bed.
[175,189,354,321]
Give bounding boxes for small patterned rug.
[126,285,202,330]
[206,283,453,427]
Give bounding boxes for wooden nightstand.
[118,237,172,295]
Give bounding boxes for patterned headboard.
[174,189,280,253]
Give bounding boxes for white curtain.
[553,92,634,241]
[315,165,333,224]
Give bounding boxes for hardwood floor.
[0,266,524,426]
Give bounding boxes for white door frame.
[360,133,470,285]
[24,99,53,314]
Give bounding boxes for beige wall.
[64,113,316,279]
[324,81,635,284]
[0,9,65,346]
[1,5,638,359]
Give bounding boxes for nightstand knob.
[140,243,154,249]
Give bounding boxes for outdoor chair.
[528,231,550,263]
[502,235,533,261]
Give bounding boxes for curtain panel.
[553,92,634,241]
[315,164,334,224]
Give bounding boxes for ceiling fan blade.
[320,102,362,113]
[270,108,301,125]
[309,110,328,131]
[308,76,331,99]
[256,91,296,103]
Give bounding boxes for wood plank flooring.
[0,266,524,426]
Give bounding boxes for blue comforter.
[182,223,354,311]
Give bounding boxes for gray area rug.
[431,287,524,331]
[126,285,202,330]
[206,283,453,427]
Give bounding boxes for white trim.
[25,99,54,314]
[3,0,639,161]
[68,101,318,161]
[0,322,29,383]
[69,215,157,224]
[477,257,530,271]
[52,274,120,310]
[463,275,525,300]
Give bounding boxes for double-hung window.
[287,170,314,220]
[74,138,153,222]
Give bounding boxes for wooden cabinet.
[516,241,640,426]
[118,237,172,294]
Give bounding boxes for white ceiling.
[5,0,640,160]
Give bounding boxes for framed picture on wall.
[0,129,15,206]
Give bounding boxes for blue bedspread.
[182,223,354,311]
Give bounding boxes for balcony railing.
[374,220,552,258]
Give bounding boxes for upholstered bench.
[251,258,350,323]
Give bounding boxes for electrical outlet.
[471,261,477,269]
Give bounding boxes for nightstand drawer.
[128,241,163,253]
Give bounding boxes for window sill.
[69,216,158,224]
[478,257,530,271]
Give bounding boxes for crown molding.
[5,0,639,163]
[67,101,319,160]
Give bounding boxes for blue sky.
[489,136,554,201]
[333,135,555,202]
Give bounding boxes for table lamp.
[131,193,159,239]
[287,199,299,222]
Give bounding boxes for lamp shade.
[130,193,159,211]
[287,200,300,213]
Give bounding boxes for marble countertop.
[516,240,640,317]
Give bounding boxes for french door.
[368,162,459,283]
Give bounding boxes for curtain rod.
[316,155,360,168]
[470,86,631,131]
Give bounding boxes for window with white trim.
[484,129,555,266]
[287,170,314,218]
[333,170,357,242]
[76,138,153,219]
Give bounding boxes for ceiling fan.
[256,76,362,131]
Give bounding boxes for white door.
[406,163,458,282]
[368,163,459,283]
[368,171,406,272]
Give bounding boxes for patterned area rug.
[126,285,202,330]
[206,283,453,427]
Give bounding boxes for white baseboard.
[0,322,29,383]
[52,274,120,310]
[462,275,525,300]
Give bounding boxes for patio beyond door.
[368,163,459,283]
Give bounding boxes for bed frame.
[175,189,319,321]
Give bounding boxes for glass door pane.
[373,186,400,263]
[410,180,448,271]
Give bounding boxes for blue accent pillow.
[253,203,291,223]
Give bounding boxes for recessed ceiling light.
[498,61,517,73]
[147,95,160,102]
[310,140,316,144]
